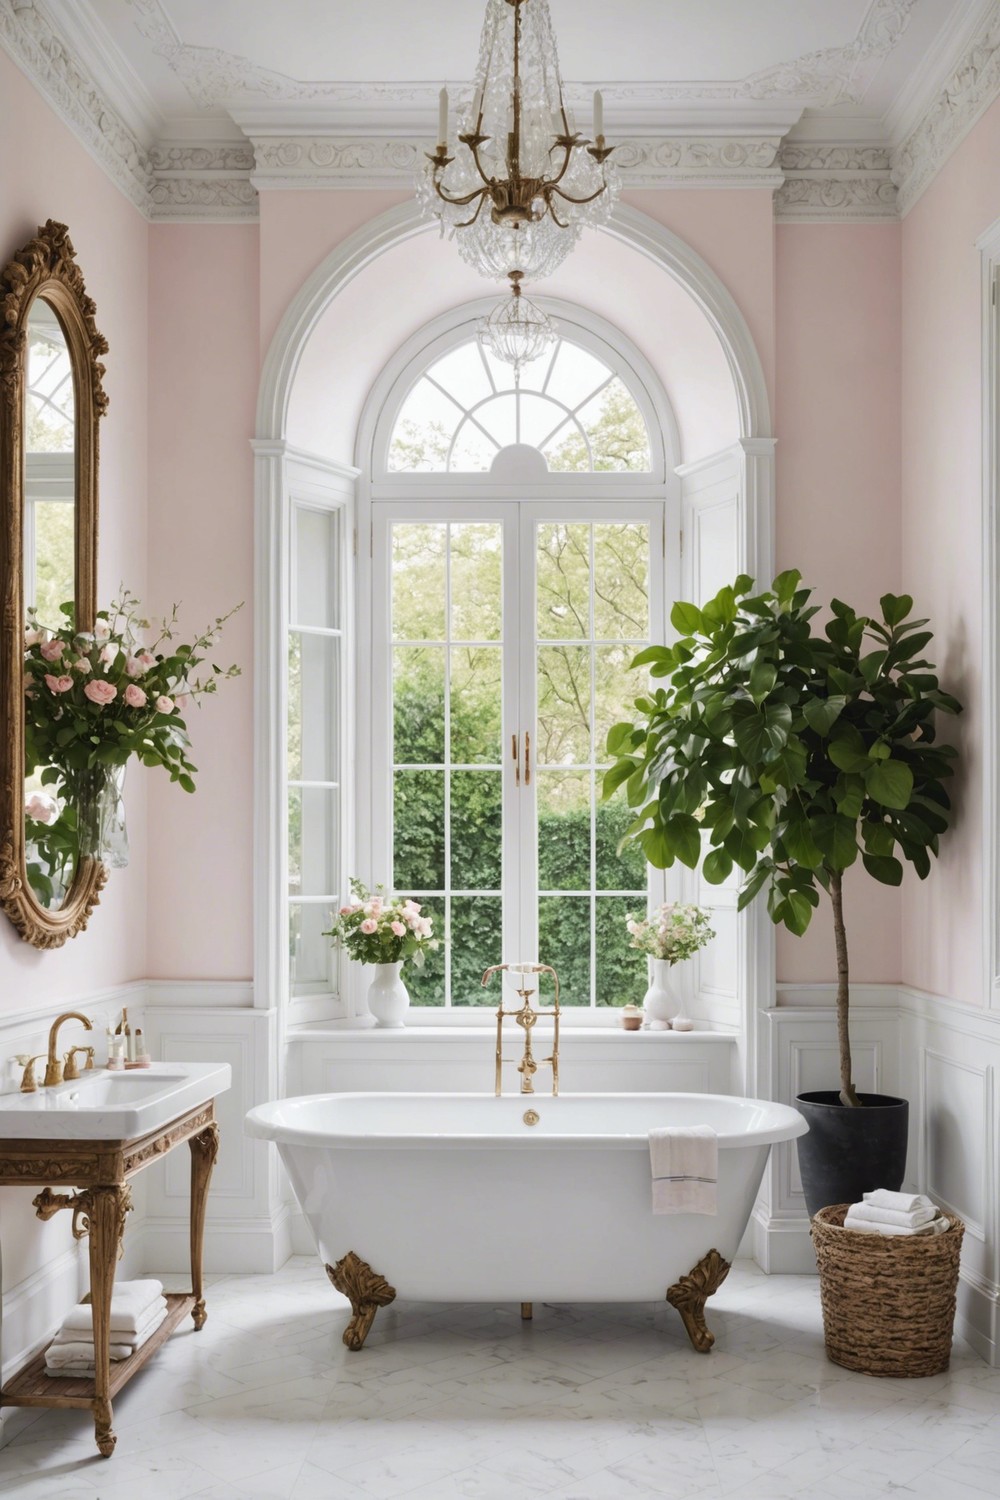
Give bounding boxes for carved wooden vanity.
[0,1101,219,1457]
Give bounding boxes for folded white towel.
[863,1190,934,1214]
[53,1300,166,1350]
[844,1208,950,1237]
[45,1363,97,1379]
[60,1280,165,1337]
[46,1339,134,1366]
[649,1125,717,1215]
[848,1202,937,1229]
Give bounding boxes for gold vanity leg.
[666,1249,731,1353]
[83,1185,131,1457]
[189,1121,220,1330]
[520,1302,533,1321]
[326,1253,397,1351]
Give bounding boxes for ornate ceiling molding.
[891,1,1000,215]
[125,0,915,115]
[249,133,785,192]
[775,144,898,222]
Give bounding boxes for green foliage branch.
[603,571,962,1106]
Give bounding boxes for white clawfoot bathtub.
[247,1092,806,1349]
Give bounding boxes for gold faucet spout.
[44,1011,93,1088]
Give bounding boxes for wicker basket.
[811,1204,965,1378]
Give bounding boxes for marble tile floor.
[1,1257,998,1500]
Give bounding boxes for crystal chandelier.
[477,271,558,375]
[417,0,619,292]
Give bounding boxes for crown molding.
[775,143,898,222]
[891,1,1000,216]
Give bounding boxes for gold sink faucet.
[44,1012,93,1088]
[482,964,561,1097]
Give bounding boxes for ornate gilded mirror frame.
[0,221,108,948]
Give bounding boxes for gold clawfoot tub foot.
[521,1302,533,1320]
[326,1253,397,1351]
[666,1249,731,1353]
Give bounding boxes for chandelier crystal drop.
[417,0,619,284]
[477,272,558,375]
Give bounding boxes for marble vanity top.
[0,1062,231,1140]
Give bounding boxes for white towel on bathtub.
[649,1125,717,1215]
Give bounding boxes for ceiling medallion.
[418,0,618,371]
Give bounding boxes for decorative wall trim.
[248,133,785,192]
[775,143,898,222]
[892,1,1000,216]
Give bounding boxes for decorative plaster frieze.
[741,0,916,108]
[892,1,1000,215]
[147,177,259,221]
[148,142,256,174]
[250,134,785,191]
[0,0,150,209]
[776,143,898,222]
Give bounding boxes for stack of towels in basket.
[45,1279,168,1378]
[843,1189,950,1237]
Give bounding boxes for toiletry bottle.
[123,1015,133,1064]
[106,1027,123,1070]
[134,1027,149,1066]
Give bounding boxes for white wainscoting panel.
[899,988,1000,1365]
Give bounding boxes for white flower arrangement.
[625,903,715,964]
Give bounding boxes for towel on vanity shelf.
[59,1279,165,1338]
[863,1189,934,1215]
[847,1201,937,1229]
[52,1299,166,1349]
[46,1339,135,1368]
[649,1125,717,1215]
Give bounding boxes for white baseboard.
[137,1205,293,1276]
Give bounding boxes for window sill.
[286,1022,737,1044]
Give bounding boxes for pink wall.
[774,223,903,983]
[145,227,259,979]
[0,49,148,1009]
[900,97,1000,1007]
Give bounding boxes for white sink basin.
[0,1062,231,1140]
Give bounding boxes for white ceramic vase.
[643,958,675,1030]
[367,961,410,1029]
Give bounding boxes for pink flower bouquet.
[325,879,437,967]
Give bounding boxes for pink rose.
[155,695,174,713]
[360,918,378,935]
[339,906,354,916]
[44,674,73,694]
[84,679,117,706]
[391,921,406,937]
[136,651,156,669]
[124,683,147,708]
[25,791,58,824]
[74,657,92,672]
[40,639,64,662]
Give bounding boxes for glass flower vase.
[76,765,129,870]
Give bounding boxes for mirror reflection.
[23,296,77,909]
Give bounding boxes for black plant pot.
[795,1091,909,1220]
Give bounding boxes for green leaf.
[737,862,772,911]
[812,814,858,870]
[781,817,824,868]
[670,600,704,636]
[641,826,675,869]
[865,759,914,810]
[880,593,913,627]
[862,853,904,886]
[749,657,777,704]
[732,702,792,762]
[784,889,816,935]
[829,728,870,774]
[629,645,673,669]
[802,695,847,736]
[702,847,734,885]
[772,569,802,608]
[863,820,895,857]
[601,760,636,799]
[666,813,702,869]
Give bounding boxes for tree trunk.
[828,870,861,1107]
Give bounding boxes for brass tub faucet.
[482,963,561,1097]
[44,1012,94,1088]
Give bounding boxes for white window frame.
[24,452,75,615]
[352,300,684,1024]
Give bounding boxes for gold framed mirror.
[0,221,109,948]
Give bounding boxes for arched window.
[331,304,690,1016]
[387,333,653,475]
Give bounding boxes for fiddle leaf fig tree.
[603,571,962,1107]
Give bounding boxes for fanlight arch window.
[387,331,654,476]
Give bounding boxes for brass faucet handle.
[16,1054,47,1093]
[64,1046,95,1081]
